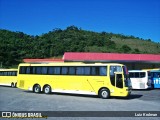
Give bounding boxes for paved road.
[0,86,160,120]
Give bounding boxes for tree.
[120,45,131,53]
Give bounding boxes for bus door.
[110,66,124,96]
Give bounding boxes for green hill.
[0,26,160,67]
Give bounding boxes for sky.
[0,0,160,42]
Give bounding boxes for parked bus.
[0,69,17,87]
[129,70,151,89]
[17,63,131,99]
[150,70,160,88]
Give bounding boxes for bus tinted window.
[129,72,146,78]
[69,67,75,75]
[140,72,145,78]
[84,67,90,75]
[54,67,61,75]
[48,67,54,74]
[42,67,48,74]
[12,72,17,76]
[8,72,11,76]
[0,71,17,76]
[91,67,99,75]
[20,67,26,74]
[48,67,61,75]
[75,67,91,75]
[36,67,41,74]
[151,72,160,78]
[61,67,68,75]
[99,67,107,76]
[26,67,31,74]
[76,67,84,75]
[4,72,7,76]
[18,66,107,76]
[129,73,134,78]
[135,72,139,78]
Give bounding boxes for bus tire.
[99,88,110,99]
[11,82,15,88]
[33,84,41,93]
[43,85,51,94]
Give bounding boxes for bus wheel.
[99,88,110,99]
[11,83,15,88]
[33,84,41,93]
[44,85,51,94]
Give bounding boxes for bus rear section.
[150,70,160,89]
[129,70,151,89]
[0,69,17,87]
[17,63,131,99]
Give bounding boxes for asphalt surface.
[0,86,160,120]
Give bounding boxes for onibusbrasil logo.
[1,112,47,118]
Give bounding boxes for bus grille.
[19,80,24,88]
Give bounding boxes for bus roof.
[0,69,17,71]
[128,70,149,72]
[18,62,124,66]
[150,70,160,72]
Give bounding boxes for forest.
[0,26,160,68]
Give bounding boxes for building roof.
[23,52,160,63]
[63,52,160,63]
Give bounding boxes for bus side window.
[26,67,31,74]
[129,73,134,78]
[1,72,4,76]
[61,67,68,75]
[4,72,7,76]
[140,72,145,78]
[7,72,11,76]
[20,67,26,74]
[36,67,41,74]
[91,67,99,75]
[41,67,48,74]
[54,67,61,75]
[14,71,17,76]
[135,72,139,78]
[99,67,107,76]
[84,67,90,75]
[48,67,54,74]
[76,67,84,75]
[69,67,76,75]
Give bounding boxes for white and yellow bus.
[0,69,17,87]
[17,63,131,99]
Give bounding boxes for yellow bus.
[17,63,131,99]
[0,69,17,87]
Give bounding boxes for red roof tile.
[63,52,160,62]
[23,52,160,63]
